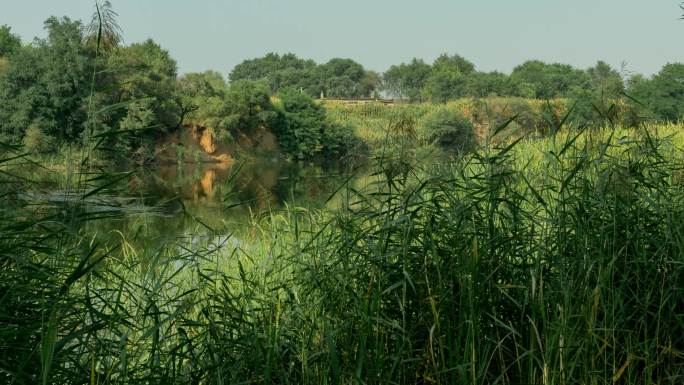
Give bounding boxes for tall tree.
[93,38,180,158]
[433,53,475,75]
[176,71,230,131]
[466,71,511,97]
[643,63,684,121]
[422,54,475,102]
[0,17,92,143]
[510,60,589,99]
[319,58,366,98]
[422,67,467,103]
[0,25,21,76]
[383,58,432,102]
[273,88,326,159]
[229,53,319,94]
[361,70,382,98]
[586,61,624,95]
[0,25,21,57]
[223,80,279,135]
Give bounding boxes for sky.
[1,0,682,77]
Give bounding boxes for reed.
[2,119,683,384]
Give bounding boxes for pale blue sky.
[1,0,682,77]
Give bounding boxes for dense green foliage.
[629,63,684,121]
[0,25,21,57]
[228,52,321,95]
[0,15,186,162]
[273,89,327,158]
[376,55,684,124]
[2,8,684,164]
[274,88,363,159]
[318,58,365,97]
[222,80,279,134]
[0,18,93,144]
[383,58,433,102]
[421,107,477,152]
[421,54,475,102]
[229,53,378,98]
[101,39,181,160]
[0,13,362,161]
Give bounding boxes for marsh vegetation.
[1,2,684,384]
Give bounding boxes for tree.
[569,61,625,124]
[41,17,94,140]
[0,25,19,77]
[271,66,321,96]
[586,61,624,95]
[433,53,475,75]
[509,60,547,98]
[229,53,319,95]
[0,25,21,57]
[176,71,228,127]
[318,58,367,98]
[0,46,45,142]
[106,39,179,131]
[170,83,199,131]
[466,71,511,97]
[229,53,314,82]
[223,80,279,135]
[510,60,589,99]
[421,54,477,103]
[229,54,378,99]
[643,63,684,121]
[0,17,92,143]
[623,74,653,126]
[383,58,432,102]
[117,98,156,160]
[422,66,467,103]
[361,70,382,98]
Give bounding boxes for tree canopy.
[0,17,92,142]
[0,25,21,57]
[229,53,379,99]
[383,58,432,102]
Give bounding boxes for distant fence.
[319,98,396,105]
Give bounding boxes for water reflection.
[146,160,351,213]
[91,160,358,249]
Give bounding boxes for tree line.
[1,4,683,163]
[232,52,684,122]
[0,7,362,162]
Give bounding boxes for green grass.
[2,120,683,384]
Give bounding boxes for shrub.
[273,88,326,159]
[320,121,366,159]
[22,122,54,153]
[421,107,477,153]
[273,90,366,160]
[468,98,551,138]
[387,109,418,146]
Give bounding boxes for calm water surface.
[85,159,363,249]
